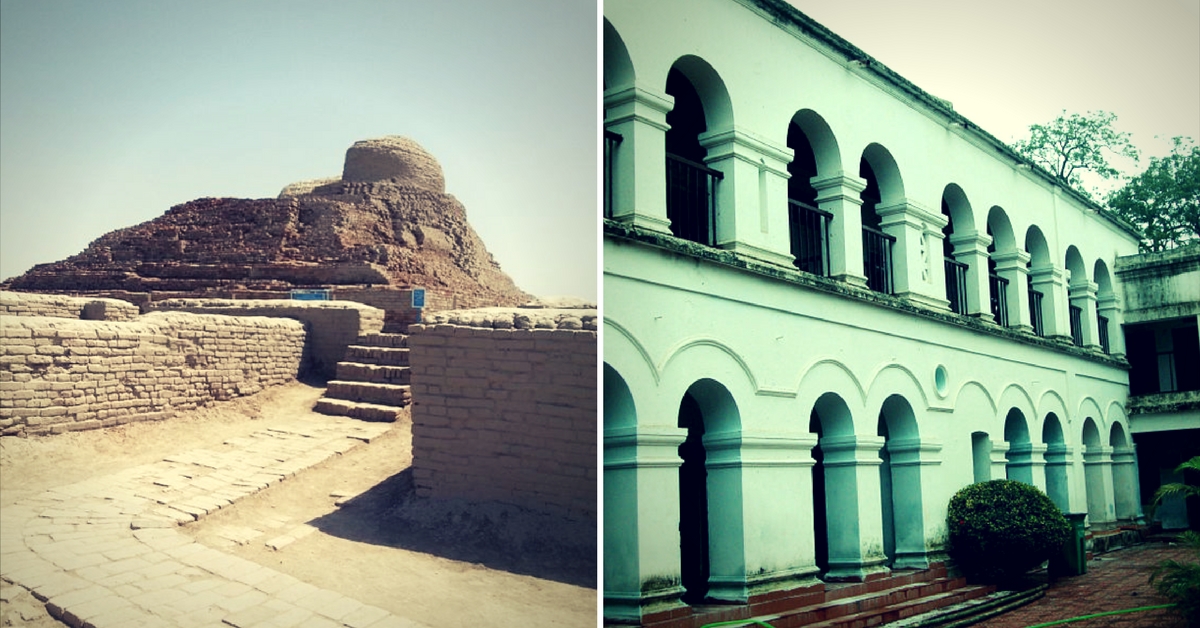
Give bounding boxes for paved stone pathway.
[974,542,1194,628]
[0,415,430,628]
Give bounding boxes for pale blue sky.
[0,0,598,299]
[790,0,1200,195]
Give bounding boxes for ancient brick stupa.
[5,137,530,314]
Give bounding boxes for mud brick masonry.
[142,298,383,379]
[0,292,387,437]
[407,307,598,520]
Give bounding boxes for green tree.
[1012,110,1139,197]
[1108,137,1200,252]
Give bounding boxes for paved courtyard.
[975,541,1195,628]
[0,415,426,628]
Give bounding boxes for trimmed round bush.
[947,479,1070,583]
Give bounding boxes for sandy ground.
[0,382,597,627]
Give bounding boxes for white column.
[820,435,888,581]
[1069,280,1102,351]
[949,231,995,323]
[699,129,795,267]
[811,174,868,288]
[1083,445,1116,529]
[1030,264,1069,341]
[1097,293,1123,357]
[887,438,943,569]
[1111,445,1138,522]
[603,84,674,234]
[989,440,1010,480]
[603,425,687,622]
[704,429,820,601]
[993,249,1033,333]
[1044,444,1074,512]
[877,200,952,310]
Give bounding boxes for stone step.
[324,380,411,407]
[344,345,410,366]
[335,362,411,385]
[313,398,400,422]
[355,333,408,348]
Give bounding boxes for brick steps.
[313,398,402,422]
[314,332,411,422]
[325,380,412,407]
[335,362,411,385]
[637,565,996,628]
[344,345,410,366]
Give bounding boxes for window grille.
[666,153,723,246]
[1097,314,1110,354]
[1069,305,1084,347]
[944,258,969,315]
[1029,290,1045,337]
[989,274,1009,327]
[789,199,832,277]
[603,130,623,219]
[862,226,895,294]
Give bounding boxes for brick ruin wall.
[0,291,140,322]
[142,299,384,378]
[0,311,305,437]
[407,309,597,520]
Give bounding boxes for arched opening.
[1042,413,1070,510]
[676,378,741,604]
[677,391,708,603]
[1025,226,1051,337]
[787,114,831,276]
[810,392,856,578]
[602,363,639,604]
[971,431,992,483]
[1065,246,1089,347]
[941,185,973,315]
[1004,408,1033,484]
[602,20,634,221]
[664,58,729,247]
[986,207,1016,327]
[878,395,924,568]
[1094,259,1115,354]
[859,145,903,294]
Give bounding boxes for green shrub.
[947,479,1070,584]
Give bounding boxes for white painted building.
[602,0,1144,623]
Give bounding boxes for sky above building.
[0,0,598,299]
[789,0,1200,194]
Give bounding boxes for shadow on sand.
[307,468,596,589]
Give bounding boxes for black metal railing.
[1069,305,1084,346]
[944,258,968,315]
[1098,314,1110,354]
[989,274,1009,327]
[1029,289,1045,337]
[862,226,895,294]
[789,199,832,277]
[666,153,723,246]
[603,130,623,219]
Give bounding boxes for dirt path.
[0,382,596,627]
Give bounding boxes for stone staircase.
[631,564,996,628]
[314,332,411,422]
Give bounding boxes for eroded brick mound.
[5,137,529,307]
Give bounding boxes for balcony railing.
[1069,305,1084,346]
[666,153,723,246]
[944,258,968,315]
[788,199,832,277]
[1098,314,1110,354]
[989,274,1009,327]
[603,130,623,219]
[1029,289,1045,337]
[862,226,895,294]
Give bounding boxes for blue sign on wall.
[411,288,426,309]
[291,289,331,301]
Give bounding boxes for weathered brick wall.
[0,291,139,321]
[143,299,384,378]
[0,312,305,437]
[408,308,597,520]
